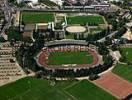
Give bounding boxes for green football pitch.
[47,51,93,65]
[0,77,116,100]
[112,64,132,82]
[67,15,105,25]
[121,48,132,62]
[22,12,54,24]
[112,48,132,82]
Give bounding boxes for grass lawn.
[65,33,74,39]
[65,80,116,100]
[7,27,22,41]
[112,64,132,82]
[67,15,105,25]
[22,12,54,24]
[89,27,103,34]
[47,51,93,65]
[0,77,116,100]
[121,48,132,62]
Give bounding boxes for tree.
[105,37,112,45]
[74,33,77,40]
[103,55,113,66]
[56,33,60,40]
[81,33,84,40]
[98,43,109,55]
[113,27,127,39]
[112,19,117,31]
[89,73,99,81]
[111,44,119,51]
[130,27,132,33]
[107,26,111,35]
[33,33,45,49]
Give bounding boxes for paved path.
[94,72,132,99]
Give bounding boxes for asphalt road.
[14,7,116,13]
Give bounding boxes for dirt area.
[66,26,86,33]
[122,30,132,40]
[94,72,132,99]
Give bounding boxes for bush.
[89,73,99,81]
[0,37,6,42]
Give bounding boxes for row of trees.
[16,33,45,72]
[113,27,127,39]
[73,33,85,40]
[86,27,111,41]
[100,12,128,31]
[111,0,131,9]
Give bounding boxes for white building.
[17,0,38,4]
[50,0,63,6]
[109,0,123,3]
[126,21,132,28]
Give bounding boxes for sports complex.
[36,40,101,70]
[0,10,131,100]
[21,12,107,39]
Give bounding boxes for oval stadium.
[36,40,102,70]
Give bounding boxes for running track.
[37,46,99,69]
[94,72,132,99]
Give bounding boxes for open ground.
[94,72,132,99]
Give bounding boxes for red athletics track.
[94,72,132,99]
[37,46,99,69]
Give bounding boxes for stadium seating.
[37,45,99,69]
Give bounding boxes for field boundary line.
[9,88,31,100]
[64,80,82,90]
[63,90,78,100]
[58,90,74,100]
[111,72,132,84]
[9,83,51,100]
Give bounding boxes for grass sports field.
[22,12,54,24]
[0,77,116,100]
[112,48,132,82]
[112,64,132,82]
[121,48,132,62]
[67,15,105,25]
[47,51,93,65]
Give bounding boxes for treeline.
[86,27,110,41]
[15,34,45,72]
[112,27,127,39]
